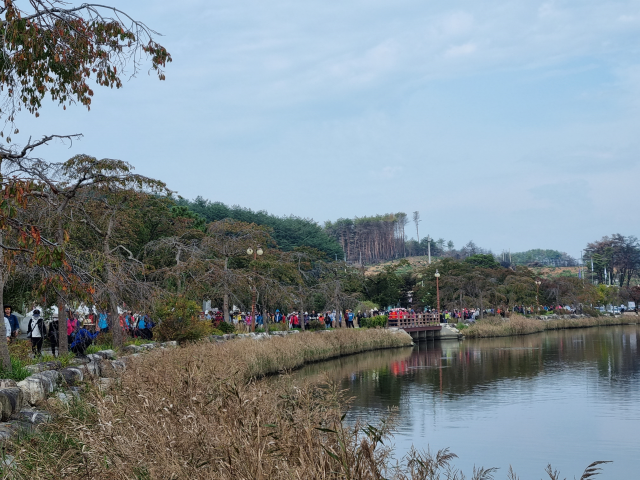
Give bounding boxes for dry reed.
[3,329,412,479]
[2,329,610,479]
[465,314,637,339]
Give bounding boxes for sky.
[14,0,640,259]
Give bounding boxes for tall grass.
[1,329,609,479]
[465,314,637,338]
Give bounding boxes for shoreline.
[463,315,638,339]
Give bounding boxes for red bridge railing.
[387,312,440,329]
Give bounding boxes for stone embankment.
[0,341,178,441]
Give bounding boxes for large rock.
[17,371,62,405]
[85,354,103,377]
[17,377,47,405]
[13,407,50,425]
[0,388,24,421]
[0,380,17,389]
[25,361,62,374]
[95,350,116,360]
[122,345,143,355]
[59,367,83,386]
[161,341,178,348]
[70,356,90,366]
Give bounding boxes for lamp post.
[427,235,432,264]
[435,269,441,322]
[535,280,541,314]
[247,246,264,332]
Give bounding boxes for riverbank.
[2,328,611,479]
[1,329,415,479]
[464,314,638,338]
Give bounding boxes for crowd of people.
[3,306,156,358]
[205,308,370,330]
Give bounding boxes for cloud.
[15,0,640,255]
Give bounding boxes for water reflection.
[294,325,640,478]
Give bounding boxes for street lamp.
[535,280,541,313]
[247,246,264,332]
[427,235,432,264]
[435,269,441,322]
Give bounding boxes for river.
[294,325,640,478]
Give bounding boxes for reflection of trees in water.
[293,325,640,411]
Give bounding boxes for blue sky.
[16,0,640,258]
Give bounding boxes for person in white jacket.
[4,315,10,343]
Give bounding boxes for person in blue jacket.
[70,325,99,356]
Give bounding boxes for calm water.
[295,325,640,478]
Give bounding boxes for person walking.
[347,310,354,328]
[47,317,59,357]
[27,310,46,357]
[4,306,20,341]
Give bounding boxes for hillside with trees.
[510,249,577,267]
[176,197,343,259]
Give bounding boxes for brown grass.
[2,328,611,479]
[3,329,413,479]
[465,314,638,338]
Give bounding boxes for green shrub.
[217,321,235,334]
[456,322,468,330]
[359,315,388,329]
[0,357,31,381]
[582,307,600,317]
[307,320,325,331]
[86,345,103,355]
[268,322,287,332]
[153,296,208,343]
[95,331,113,348]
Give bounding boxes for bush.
[217,321,235,334]
[358,315,388,329]
[582,307,600,317]
[153,296,209,343]
[8,340,32,363]
[95,331,113,348]
[0,356,30,381]
[307,320,325,331]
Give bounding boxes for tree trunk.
[109,295,122,348]
[56,201,69,355]
[299,288,305,331]
[58,298,68,355]
[104,215,123,349]
[0,254,11,370]
[264,294,269,334]
[223,256,230,324]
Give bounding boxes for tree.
[464,254,500,269]
[0,2,170,358]
[0,1,170,130]
[412,211,420,244]
[203,220,271,323]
